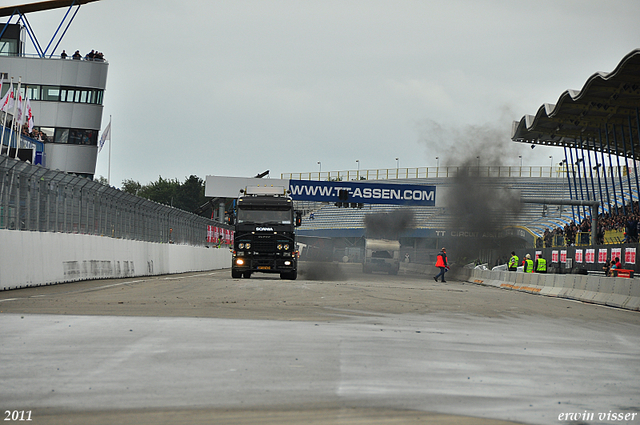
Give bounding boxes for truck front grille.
[253,238,274,253]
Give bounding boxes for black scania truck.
[230,185,301,280]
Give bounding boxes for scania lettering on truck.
[230,185,301,280]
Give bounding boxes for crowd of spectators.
[60,49,105,62]
[537,200,640,247]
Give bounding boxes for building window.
[34,127,54,143]
[42,86,60,101]
[54,128,69,144]
[53,128,97,145]
[26,85,40,101]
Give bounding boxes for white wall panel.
[0,229,231,290]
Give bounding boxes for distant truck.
[229,185,301,280]
[362,239,400,275]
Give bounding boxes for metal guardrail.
[0,156,220,246]
[283,165,629,181]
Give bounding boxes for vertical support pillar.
[598,127,611,214]
[619,123,634,210]
[564,146,576,222]
[591,202,599,246]
[568,146,581,221]
[612,124,626,215]
[629,112,640,204]
[578,141,591,220]
[605,124,619,215]
[585,138,598,211]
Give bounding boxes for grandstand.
[287,49,640,268]
[292,165,632,237]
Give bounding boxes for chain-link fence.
[0,155,224,245]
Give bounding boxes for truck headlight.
[238,243,245,249]
[245,243,251,249]
[277,244,283,250]
[284,244,290,250]
[236,258,245,266]
[284,260,292,266]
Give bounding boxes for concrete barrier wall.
[465,268,640,312]
[0,229,231,290]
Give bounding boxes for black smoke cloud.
[364,209,415,240]
[420,119,522,260]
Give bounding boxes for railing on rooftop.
[1,52,108,63]
[283,165,629,181]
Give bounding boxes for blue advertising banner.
[288,179,436,206]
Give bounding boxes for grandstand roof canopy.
[0,0,99,17]
[511,49,640,158]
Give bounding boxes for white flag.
[98,119,111,152]
[0,80,14,112]
[26,97,34,133]
[15,92,24,125]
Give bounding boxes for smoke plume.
[364,209,415,240]
[420,118,523,260]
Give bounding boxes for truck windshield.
[237,208,292,224]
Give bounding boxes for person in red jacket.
[433,247,448,282]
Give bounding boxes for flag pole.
[0,77,10,155]
[10,77,21,157]
[15,93,27,158]
[107,115,112,185]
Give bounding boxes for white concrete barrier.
[464,268,640,312]
[0,229,231,290]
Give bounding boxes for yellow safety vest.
[509,255,519,268]
[524,259,534,273]
[536,258,547,272]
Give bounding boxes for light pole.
[549,155,553,177]
[435,157,439,168]
[519,155,522,167]
[395,157,399,169]
[317,161,321,179]
[356,159,360,179]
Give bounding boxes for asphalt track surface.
[1,263,639,425]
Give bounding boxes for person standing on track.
[434,247,448,282]
[523,253,534,273]
[508,251,519,271]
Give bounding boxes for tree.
[94,175,109,186]
[174,175,206,213]
[137,176,180,206]
[118,175,208,213]
[121,179,142,196]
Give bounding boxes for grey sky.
[24,0,640,186]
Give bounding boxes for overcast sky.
[23,0,640,186]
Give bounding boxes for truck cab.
[230,186,301,280]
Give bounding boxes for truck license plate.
[257,266,271,270]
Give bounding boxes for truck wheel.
[231,270,242,279]
[243,272,252,279]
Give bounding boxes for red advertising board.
[625,247,636,264]
[585,249,595,264]
[598,249,608,263]
[207,225,234,245]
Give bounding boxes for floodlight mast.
[521,198,600,247]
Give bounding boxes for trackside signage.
[288,179,436,206]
